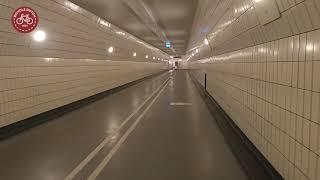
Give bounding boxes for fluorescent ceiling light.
[108,46,114,53]
[33,30,46,42]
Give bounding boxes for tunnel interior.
[0,0,320,180]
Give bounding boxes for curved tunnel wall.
[0,0,168,128]
[189,0,320,179]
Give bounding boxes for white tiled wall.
[0,0,168,127]
[0,0,167,60]
[188,0,320,60]
[190,0,320,179]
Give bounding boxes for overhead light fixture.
[146,55,149,59]
[108,46,114,53]
[65,1,79,11]
[153,57,156,60]
[133,52,137,57]
[170,56,174,58]
[99,18,111,28]
[158,58,160,60]
[306,44,313,52]
[33,30,46,42]
[204,38,209,45]
[196,49,199,53]
[116,31,126,36]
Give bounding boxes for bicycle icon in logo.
[11,7,38,33]
[16,14,34,25]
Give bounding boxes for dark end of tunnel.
[189,72,284,180]
[0,70,168,141]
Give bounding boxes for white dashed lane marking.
[170,102,192,106]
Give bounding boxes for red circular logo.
[11,7,38,33]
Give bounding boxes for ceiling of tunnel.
[69,0,199,55]
[187,0,220,52]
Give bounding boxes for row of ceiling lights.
[187,38,209,61]
[188,0,259,62]
[108,46,167,61]
[189,1,259,61]
[31,30,168,62]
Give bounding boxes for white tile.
[301,146,309,175]
[317,156,320,180]
[302,119,310,147]
[298,62,305,89]
[297,116,304,143]
[305,0,320,29]
[310,122,318,151]
[313,62,320,92]
[311,92,320,123]
[291,4,313,33]
[303,90,312,119]
[295,142,303,169]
